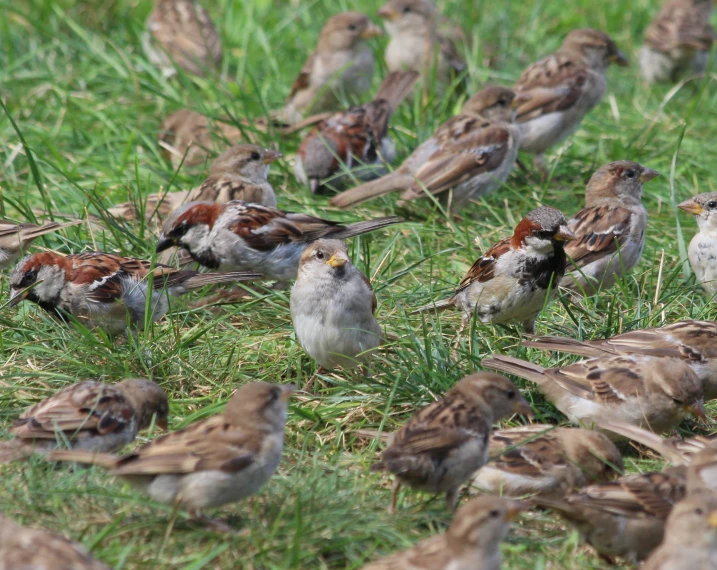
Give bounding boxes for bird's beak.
[688,400,708,421]
[554,225,576,241]
[156,234,175,253]
[505,500,529,520]
[639,168,660,183]
[280,384,297,402]
[378,5,398,20]
[326,252,349,268]
[513,398,535,418]
[709,510,717,528]
[263,150,282,164]
[8,288,28,307]
[156,416,169,431]
[310,178,321,195]
[678,198,704,216]
[361,22,384,38]
[609,50,629,67]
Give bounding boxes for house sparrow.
[482,354,706,437]
[282,12,382,124]
[560,161,659,295]
[0,513,111,570]
[679,192,717,297]
[378,0,466,86]
[0,378,168,463]
[142,0,222,78]
[513,28,628,173]
[639,0,714,83]
[413,207,574,334]
[523,319,717,400]
[291,239,383,371]
[372,372,533,512]
[641,491,717,570]
[330,85,523,213]
[156,200,402,284]
[359,496,527,570]
[533,469,687,564]
[49,382,295,527]
[472,425,623,499]
[0,220,82,270]
[8,251,261,335]
[294,70,420,194]
[107,144,281,223]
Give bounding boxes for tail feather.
[480,355,547,385]
[18,220,83,242]
[0,441,31,464]
[48,449,118,468]
[597,421,693,465]
[374,70,420,112]
[327,216,403,241]
[411,298,454,314]
[330,172,415,208]
[523,336,607,358]
[178,271,262,291]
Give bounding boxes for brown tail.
[325,216,403,241]
[480,355,548,385]
[597,421,694,465]
[0,441,31,464]
[168,270,263,292]
[374,70,420,113]
[48,449,118,468]
[523,336,607,358]
[411,298,454,314]
[330,172,415,208]
[17,220,83,243]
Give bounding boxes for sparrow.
[0,513,111,570]
[0,219,82,270]
[8,251,261,335]
[639,0,714,83]
[372,372,533,512]
[107,144,281,223]
[0,378,168,463]
[156,200,402,284]
[358,496,527,570]
[142,0,222,78]
[513,28,628,173]
[482,354,707,437]
[293,70,420,194]
[523,319,717,400]
[472,425,623,499]
[378,0,466,86]
[291,239,383,371]
[282,12,383,124]
[641,491,717,570]
[533,469,687,564]
[678,192,717,297]
[560,161,659,295]
[49,382,295,527]
[413,207,574,334]
[330,85,523,213]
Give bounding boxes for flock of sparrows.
[3,0,717,568]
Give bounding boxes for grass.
[1,0,716,568]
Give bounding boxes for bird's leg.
[188,509,234,533]
[522,319,536,335]
[388,479,401,514]
[302,367,326,392]
[452,314,470,359]
[533,154,549,181]
[446,487,460,511]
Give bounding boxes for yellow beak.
[678,198,704,216]
[709,510,717,528]
[377,5,399,21]
[326,253,349,268]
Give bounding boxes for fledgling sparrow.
[157,200,401,284]
[413,207,574,334]
[372,372,533,512]
[0,379,168,463]
[49,382,295,528]
[513,28,628,173]
[0,513,110,570]
[281,12,383,124]
[473,425,622,499]
[524,319,717,400]
[142,0,222,78]
[108,144,281,224]
[482,354,706,437]
[291,239,383,371]
[679,192,717,297]
[640,0,714,83]
[359,496,527,570]
[294,70,420,194]
[8,251,261,335]
[560,161,659,295]
[0,220,82,270]
[330,85,523,213]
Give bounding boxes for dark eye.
[316,250,325,260]
[624,170,636,179]
[250,151,261,161]
[402,5,411,12]
[506,390,516,400]
[672,398,683,405]
[708,201,717,209]
[18,269,37,288]
[497,98,507,107]
[268,387,281,402]
[348,24,357,30]
[696,508,705,515]
[489,510,500,518]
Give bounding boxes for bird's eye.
[506,390,516,400]
[402,6,411,12]
[708,201,717,209]
[624,170,636,179]
[696,508,705,515]
[316,250,325,260]
[348,24,357,31]
[497,98,507,107]
[19,269,38,288]
[250,152,261,161]
[489,510,500,518]
[672,398,683,405]
[268,387,281,402]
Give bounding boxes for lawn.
[1,0,716,568]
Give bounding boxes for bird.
[293,70,420,194]
[49,382,295,529]
[281,12,383,124]
[142,0,222,78]
[0,378,168,464]
[413,206,574,334]
[523,319,717,400]
[512,28,628,174]
[372,372,533,512]
[156,200,402,285]
[678,192,717,297]
[0,219,82,270]
[472,425,623,498]
[0,513,111,570]
[329,85,523,213]
[8,251,261,335]
[639,0,714,83]
[107,144,281,224]
[290,239,383,372]
[358,496,527,570]
[560,160,659,295]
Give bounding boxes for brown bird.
[0,220,82,270]
[372,372,533,512]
